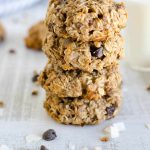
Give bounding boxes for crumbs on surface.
[9,49,16,54]
[0,101,4,108]
[32,71,39,83]
[100,136,109,142]
[31,90,39,96]
[146,86,150,91]
[40,145,49,150]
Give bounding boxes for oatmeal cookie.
[43,32,124,72]
[0,23,5,42]
[44,89,121,125]
[46,0,127,42]
[25,21,47,50]
[39,62,121,100]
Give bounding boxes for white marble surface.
[0,2,150,150]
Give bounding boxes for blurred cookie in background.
[25,21,47,51]
[0,23,5,42]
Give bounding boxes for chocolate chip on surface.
[32,71,39,82]
[147,86,150,91]
[31,90,38,96]
[106,105,116,116]
[42,129,57,141]
[9,49,16,54]
[90,46,104,58]
[40,145,49,150]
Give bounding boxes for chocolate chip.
[32,72,39,82]
[9,49,16,54]
[89,20,93,26]
[98,14,103,19]
[93,70,98,76]
[88,8,95,13]
[106,105,116,116]
[90,46,104,58]
[40,145,49,150]
[62,13,67,21]
[42,129,57,141]
[31,90,38,96]
[147,86,150,91]
[56,8,60,12]
[89,30,94,35]
[0,36,4,42]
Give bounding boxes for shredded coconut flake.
[93,147,103,150]
[81,147,89,150]
[25,134,41,143]
[0,145,11,150]
[0,108,4,117]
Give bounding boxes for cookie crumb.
[93,147,102,150]
[0,101,4,108]
[32,71,39,83]
[25,21,46,51]
[31,90,38,96]
[145,123,150,129]
[9,49,16,54]
[42,129,57,141]
[68,142,76,150]
[0,23,5,42]
[147,86,150,91]
[40,145,49,150]
[100,136,109,142]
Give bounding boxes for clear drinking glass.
[125,0,150,72]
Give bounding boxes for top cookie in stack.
[39,0,127,125]
[43,0,127,73]
[46,0,127,42]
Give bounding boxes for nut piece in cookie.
[0,23,5,42]
[44,91,121,125]
[25,21,47,50]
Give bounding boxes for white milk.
[125,0,150,71]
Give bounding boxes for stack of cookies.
[39,0,127,125]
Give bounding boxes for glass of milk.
[125,0,150,72]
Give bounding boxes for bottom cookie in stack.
[44,89,121,125]
[39,62,122,125]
